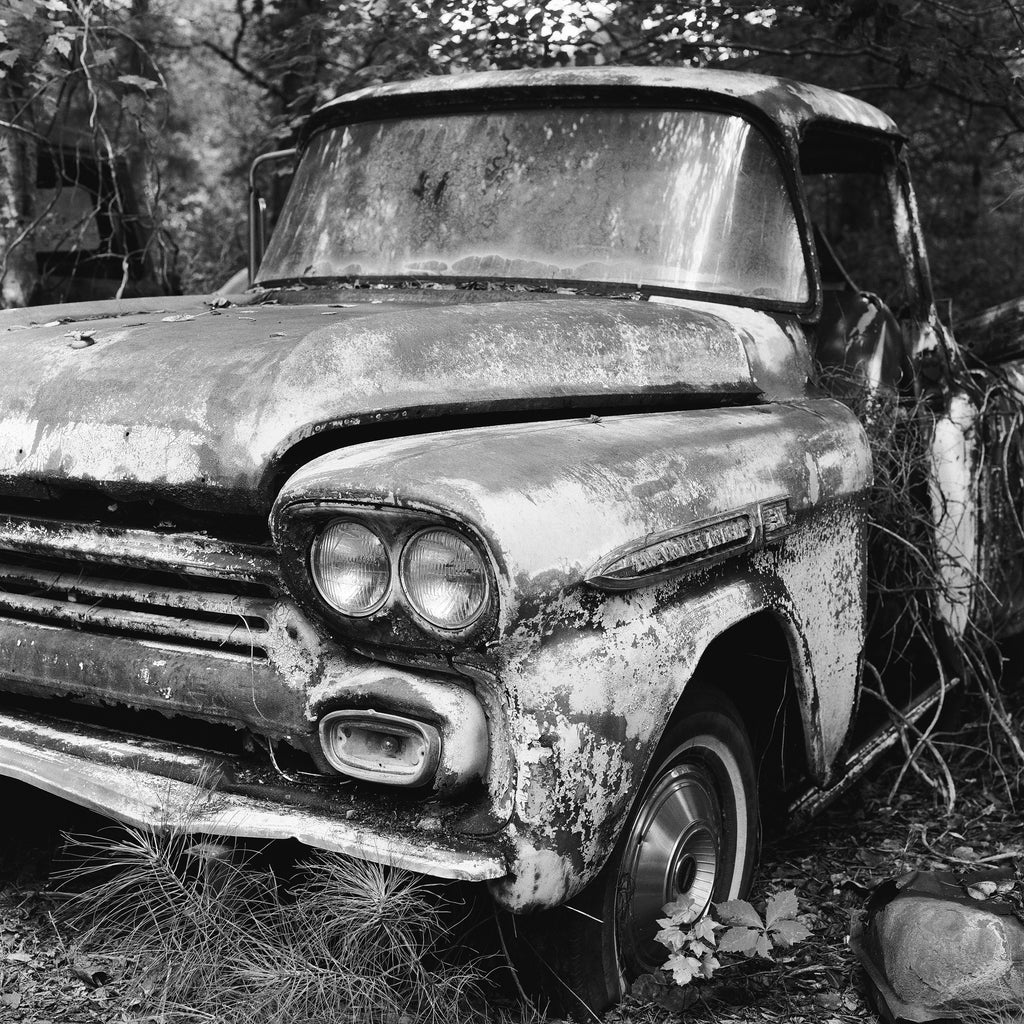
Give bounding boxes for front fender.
[486,498,865,911]
[272,400,871,909]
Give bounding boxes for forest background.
[0,0,1021,320]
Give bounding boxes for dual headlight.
[309,520,489,631]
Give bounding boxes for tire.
[509,683,758,1019]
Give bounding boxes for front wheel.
[512,684,758,1018]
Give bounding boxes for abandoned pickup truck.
[0,66,1017,1012]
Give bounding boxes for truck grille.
[0,515,279,657]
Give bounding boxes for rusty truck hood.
[0,290,791,514]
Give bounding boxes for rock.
[873,896,1024,1006]
[852,870,1024,1020]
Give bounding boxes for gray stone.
[872,896,1024,1009]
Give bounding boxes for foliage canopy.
[0,1,1021,312]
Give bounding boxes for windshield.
[259,106,809,304]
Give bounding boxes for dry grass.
[54,826,505,1024]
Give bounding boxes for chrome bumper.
[0,706,507,883]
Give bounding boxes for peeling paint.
[929,391,981,636]
[276,396,872,910]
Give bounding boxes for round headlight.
[310,520,390,616]
[400,528,488,629]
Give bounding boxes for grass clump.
[56,825,492,1024]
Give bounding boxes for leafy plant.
[654,894,723,986]
[644,887,811,999]
[715,889,811,958]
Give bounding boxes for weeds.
[821,366,1024,811]
[56,826,494,1024]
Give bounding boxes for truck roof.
[311,66,899,142]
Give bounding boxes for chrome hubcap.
[616,760,722,975]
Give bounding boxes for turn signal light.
[319,710,441,787]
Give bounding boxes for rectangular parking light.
[319,709,442,786]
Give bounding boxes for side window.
[803,170,905,306]
[800,128,911,392]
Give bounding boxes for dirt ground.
[1,688,1022,1023]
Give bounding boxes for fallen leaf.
[967,880,999,900]
[71,958,111,987]
[160,313,196,322]
[0,991,21,1008]
[630,972,667,1001]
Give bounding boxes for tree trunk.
[0,72,37,308]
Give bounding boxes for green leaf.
[717,925,761,956]
[48,34,71,58]
[0,49,18,68]
[755,931,773,958]
[665,952,702,987]
[117,74,159,92]
[714,899,763,929]
[661,893,699,924]
[690,917,722,943]
[698,953,721,979]
[654,924,685,952]
[630,972,667,1002]
[770,918,811,947]
[765,889,799,926]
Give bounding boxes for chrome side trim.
[787,677,958,822]
[584,497,793,590]
[0,707,507,882]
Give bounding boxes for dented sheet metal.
[0,705,506,881]
[0,294,761,513]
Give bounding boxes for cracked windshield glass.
[259,106,809,303]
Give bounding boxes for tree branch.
[200,39,285,99]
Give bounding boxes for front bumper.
[0,705,508,882]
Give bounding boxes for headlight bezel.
[278,502,498,649]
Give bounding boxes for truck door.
[799,125,987,720]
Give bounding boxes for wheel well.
[678,612,810,813]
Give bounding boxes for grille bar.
[0,514,280,655]
[0,559,276,620]
[0,590,268,651]
[0,514,278,585]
